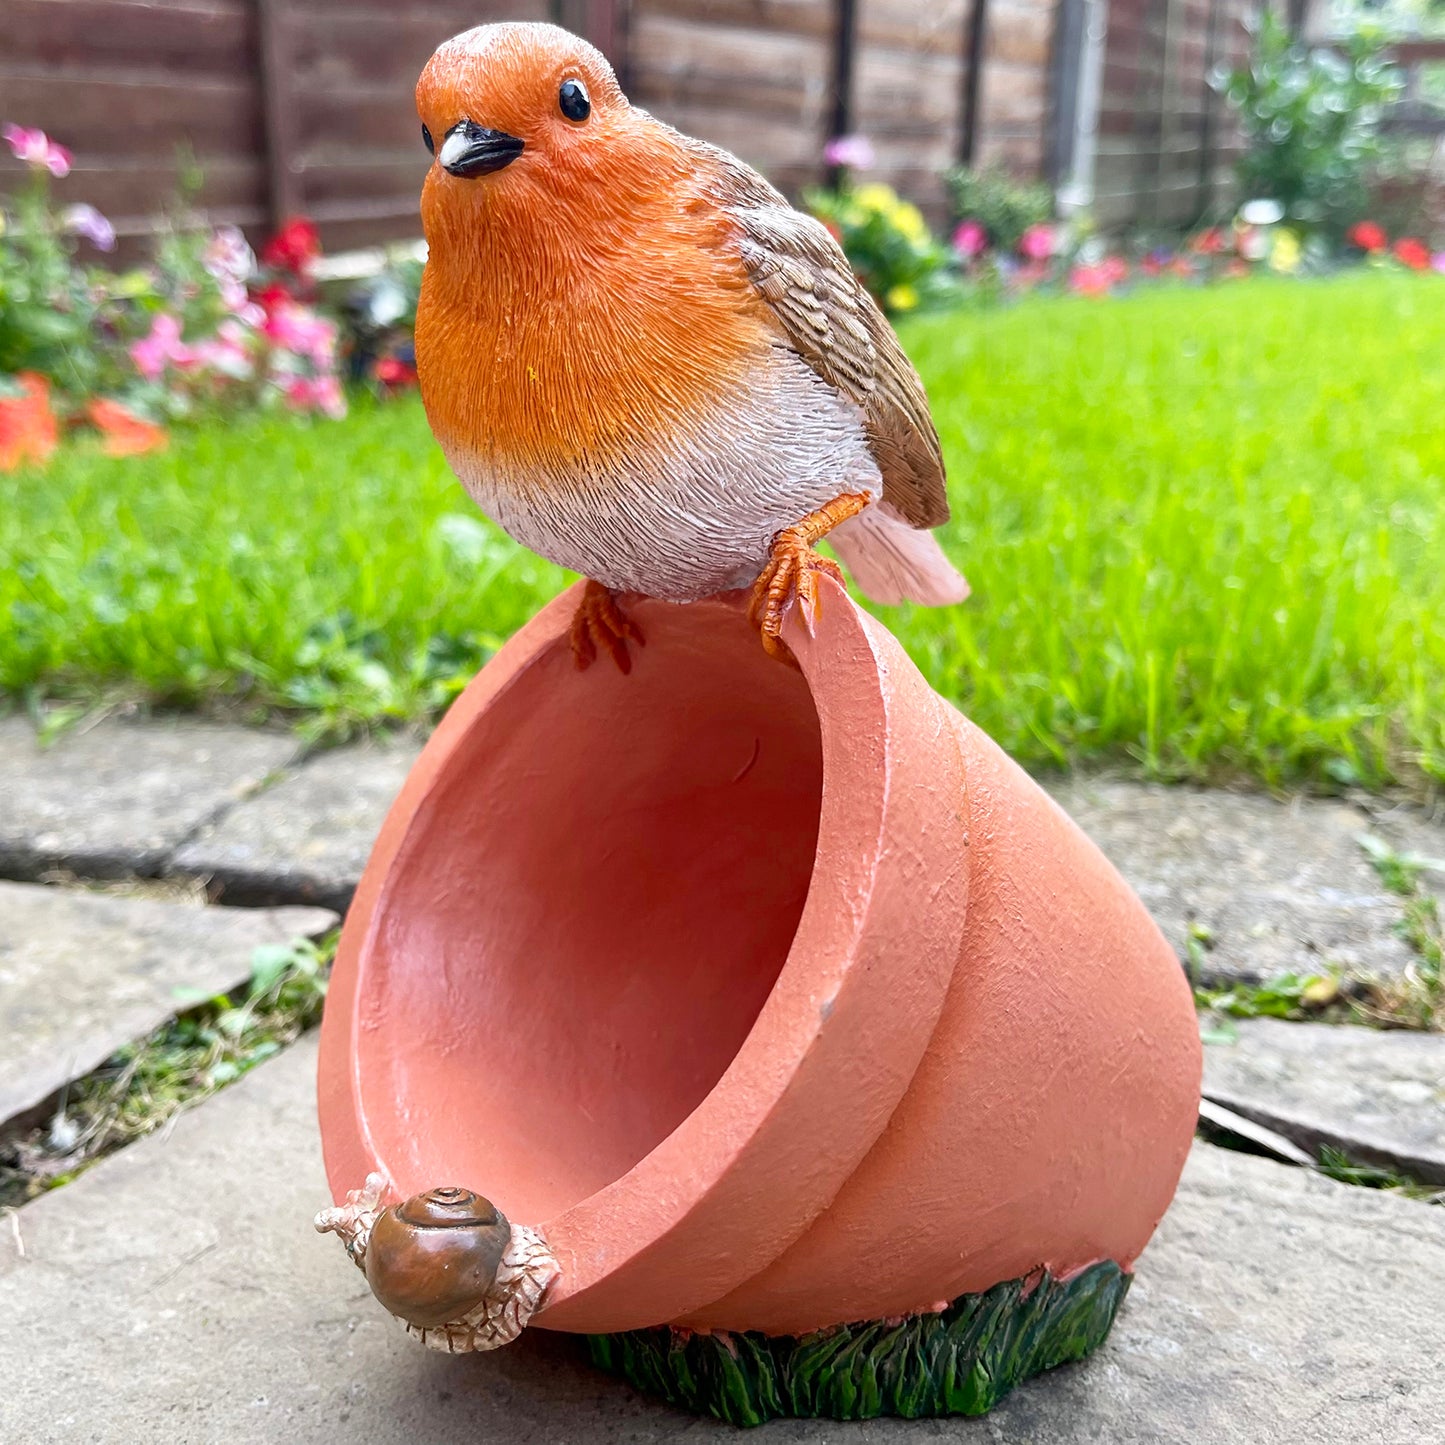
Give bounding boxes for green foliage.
[1316,1145,1443,1201]
[1358,835,1443,1027]
[804,183,958,315]
[587,1263,1130,1426]
[3,274,1444,790]
[1195,971,1337,1019]
[946,165,1055,253]
[0,174,128,401]
[1219,11,1404,236]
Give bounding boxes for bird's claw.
[571,582,644,674]
[748,536,846,667]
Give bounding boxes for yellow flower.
[1269,227,1301,274]
[885,283,919,312]
[890,201,930,245]
[852,183,899,216]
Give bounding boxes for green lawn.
[3,271,1442,790]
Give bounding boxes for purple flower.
[3,123,72,177]
[1433,253,1445,276]
[824,134,875,171]
[62,203,116,252]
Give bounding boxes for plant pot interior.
[358,602,824,1222]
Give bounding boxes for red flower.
[87,398,167,457]
[374,356,418,388]
[1393,237,1430,271]
[253,281,294,316]
[0,373,58,472]
[261,217,321,276]
[1190,228,1225,255]
[1347,221,1387,253]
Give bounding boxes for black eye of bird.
[421,123,434,155]
[558,78,590,122]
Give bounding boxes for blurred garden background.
[2,0,1443,794]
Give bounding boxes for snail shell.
[363,1186,512,1328]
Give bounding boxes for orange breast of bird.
[416,131,776,489]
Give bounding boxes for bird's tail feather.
[829,504,969,608]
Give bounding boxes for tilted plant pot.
[316,580,1201,1424]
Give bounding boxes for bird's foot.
[749,493,869,664]
[570,580,644,674]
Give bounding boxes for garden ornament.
[411,22,968,672]
[315,581,1202,1423]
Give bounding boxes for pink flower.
[204,225,253,286]
[952,219,987,259]
[283,375,346,420]
[1018,224,1054,261]
[1068,256,1128,296]
[129,313,193,381]
[1068,264,1111,297]
[191,320,255,380]
[262,302,336,365]
[62,203,115,252]
[1433,253,1445,276]
[824,134,875,170]
[3,123,71,177]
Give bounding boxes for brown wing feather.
[690,143,949,530]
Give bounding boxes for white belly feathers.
[440,343,882,601]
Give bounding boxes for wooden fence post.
[959,0,990,167]
[256,0,301,232]
[824,0,858,186]
[555,0,631,89]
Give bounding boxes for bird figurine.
[415,22,968,672]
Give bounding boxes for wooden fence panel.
[625,0,834,196]
[976,0,1055,174]
[853,0,969,221]
[0,0,266,246]
[3,0,1283,257]
[0,0,545,255]
[1092,0,1252,229]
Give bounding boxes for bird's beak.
[438,120,525,179]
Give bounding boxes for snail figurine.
[315,1174,560,1352]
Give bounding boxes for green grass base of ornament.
[585,1259,1131,1427]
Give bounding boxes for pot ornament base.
[587,1262,1131,1426]
[316,580,1201,1421]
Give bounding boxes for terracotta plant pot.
[317,581,1200,1423]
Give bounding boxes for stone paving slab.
[1045,777,1424,986]
[1203,1017,1445,1184]
[3,1034,1442,1445]
[171,739,423,912]
[0,881,336,1129]
[0,715,299,881]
